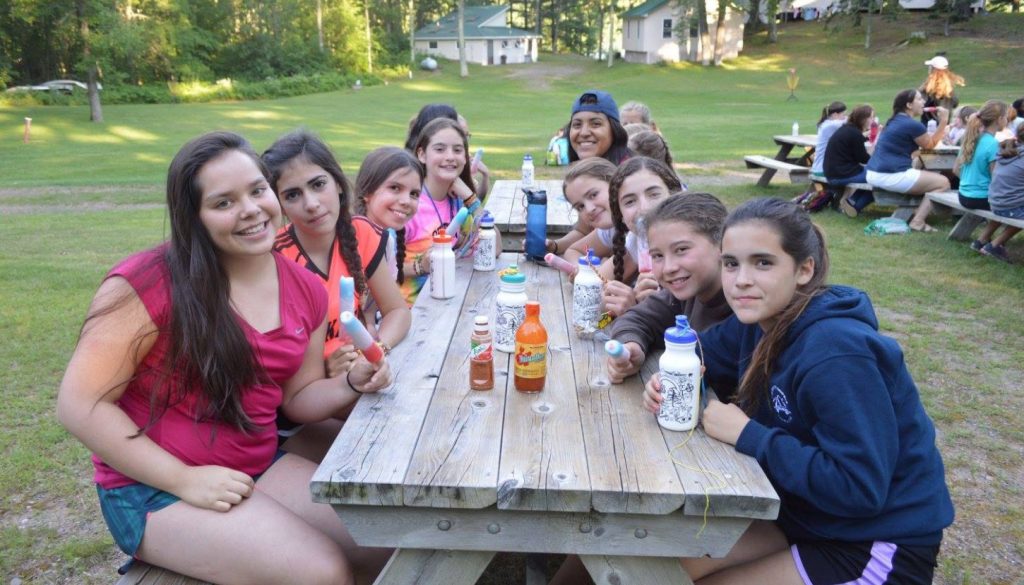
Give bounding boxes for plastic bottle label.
[514,342,547,378]
[471,339,493,361]
[658,369,699,430]
[474,235,496,271]
[572,281,602,338]
[495,303,526,351]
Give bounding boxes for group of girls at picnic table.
[809,57,1022,261]
[58,87,954,585]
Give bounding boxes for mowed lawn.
[2,13,1023,585]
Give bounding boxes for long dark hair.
[846,105,874,131]
[404,103,459,152]
[354,146,424,285]
[889,89,919,124]
[608,157,682,283]
[724,198,830,415]
[261,130,369,301]
[414,117,476,195]
[817,101,846,126]
[644,191,727,245]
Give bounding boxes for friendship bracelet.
[347,370,368,394]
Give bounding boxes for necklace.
[423,184,457,227]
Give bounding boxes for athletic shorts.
[97,450,287,567]
[867,169,921,194]
[791,539,940,585]
[958,193,991,211]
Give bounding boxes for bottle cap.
[664,315,697,344]
[480,211,495,228]
[432,228,453,244]
[474,315,490,332]
[578,248,602,267]
[523,154,533,161]
[499,265,527,284]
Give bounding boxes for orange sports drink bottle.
[514,301,547,393]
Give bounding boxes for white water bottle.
[572,250,603,339]
[429,228,456,299]
[657,315,702,432]
[474,212,497,272]
[926,119,937,135]
[521,154,535,189]
[494,265,528,353]
[792,121,800,136]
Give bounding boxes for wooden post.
[23,118,32,143]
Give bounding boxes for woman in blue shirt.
[866,89,951,232]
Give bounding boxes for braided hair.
[262,130,369,300]
[607,157,682,283]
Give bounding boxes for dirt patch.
[502,62,588,91]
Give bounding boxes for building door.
[488,40,494,65]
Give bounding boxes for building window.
[429,41,437,49]
[663,18,672,39]
[502,40,508,48]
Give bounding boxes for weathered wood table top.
[484,179,575,237]
[312,253,779,584]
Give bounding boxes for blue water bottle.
[524,188,548,262]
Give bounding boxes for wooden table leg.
[580,554,693,585]
[758,144,797,188]
[374,548,496,585]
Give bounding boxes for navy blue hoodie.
[701,285,954,546]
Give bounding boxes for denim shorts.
[994,204,1024,220]
[97,449,287,568]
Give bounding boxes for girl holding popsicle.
[57,132,392,584]
[263,130,410,377]
[605,192,733,383]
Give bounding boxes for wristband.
[347,370,367,394]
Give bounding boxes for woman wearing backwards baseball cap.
[920,54,965,125]
[566,89,633,165]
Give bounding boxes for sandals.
[909,222,937,233]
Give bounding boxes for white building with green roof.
[413,5,541,66]
[621,0,744,64]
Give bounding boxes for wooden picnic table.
[485,179,576,250]
[311,253,779,584]
[917,144,959,172]
[745,134,817,187]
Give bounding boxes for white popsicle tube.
[339,276,355,315]
[340,311,384,363]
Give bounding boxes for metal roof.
[414,5,541,40]
[622,0,670,18]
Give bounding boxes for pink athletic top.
[92,246,327,489]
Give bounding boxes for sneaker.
[981,243,1011,263]
[970,239,986,252]
[839,196,858,218]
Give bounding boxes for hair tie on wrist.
[348,370,367,394]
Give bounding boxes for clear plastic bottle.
[470,315,494,390]
[926,119,937,135]
[657,315,702,432]
[572,250,602,339]
[521,154,535,189]
[514,301,547,393]
[474,211,497,272]
[429,228,456,300]
[494,265,527,353]
[792,121,800,137]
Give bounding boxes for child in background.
[644,198,954,585]
[402,103,489,200]
[810,101,847,179]
[603,157,682,316]
[619,100,659,133]
[953,100,1011,254]
[353,146,424,287]
[976,122,1024,262]
[404,117,488,304]
[628,130,676,172]
[943,105,977,146]
[605,193,732,383]
[57,132,392,584]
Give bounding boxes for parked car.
[4,79,102,93]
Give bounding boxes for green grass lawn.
[2,13,1023,585]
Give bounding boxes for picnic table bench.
[809,176,922,220]
[114,561,209,585]
[312,252,779,585]
[926,190,1024,240]
[745,134,817,187]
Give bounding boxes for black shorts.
[958,193,991,211]
[790,539,940,585]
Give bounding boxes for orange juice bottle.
[514,301,547,393]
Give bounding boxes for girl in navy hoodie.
[644,197,954,585]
